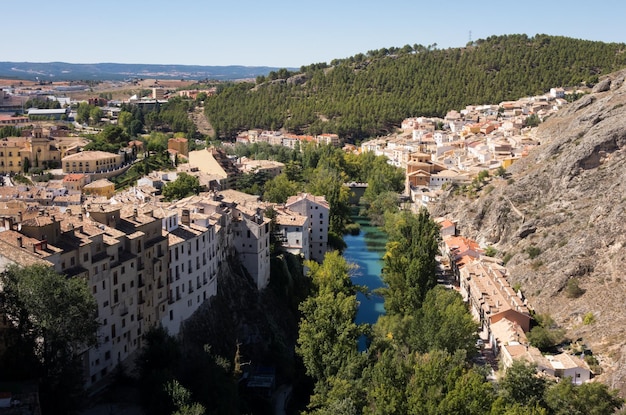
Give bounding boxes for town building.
[237,158,284,178]
[273,206,310,259]
[187,147,241,190]
[62,151,124,175]
[285,193,329,263]
[168,137,189,158]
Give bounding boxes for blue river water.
[343,214,388,327]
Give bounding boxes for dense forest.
[204,34,626,141]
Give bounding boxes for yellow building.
[168,137,189,157]
[0,137,26,174]
[83,179,115,198]
[62,151,124,174]
[0,128,86,174]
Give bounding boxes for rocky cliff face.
[430,70,626,393]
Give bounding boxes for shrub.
[583,312,595,325]
[565,278,585,298]
[484,246,497,257]
[502,252,514,265]
[344,223,361,236]
[526,246,541,259]
[530,260,543,270]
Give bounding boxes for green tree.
[0,264,98,414]
[89,106,103,125]
[498,360,547,408]
[413,286,478,354]
[544,378,623,415]
[162,173,201,201]
[76,102,92,124]
[527,314,565,351]
[381,209,440,314]
[307,166,351,234]
[135,326,182,415]
[263,173,300,203]
[297,252,363,382]
[118,110,133,133]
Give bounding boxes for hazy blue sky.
[4,0,624,68]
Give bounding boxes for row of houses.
[438,220,592,384]
[236,130,341,148]
[0,188,329,389]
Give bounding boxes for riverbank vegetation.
[295,209,624,414]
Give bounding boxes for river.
[343,213,388,331]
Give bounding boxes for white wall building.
[285,193,329,263]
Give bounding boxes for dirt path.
[191,106,214,137]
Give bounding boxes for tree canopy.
[205,35,626,140]
[162,172,201,201]
[0,264,98,414]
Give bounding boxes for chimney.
[181,209,190,226]
[78,213,83,221]
[17,211,22,223]
[17,236,23,248]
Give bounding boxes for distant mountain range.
[0,62,292,81]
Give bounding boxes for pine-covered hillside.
[204,34,626,141]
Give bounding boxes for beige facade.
[0,128,67,174]
[83,179,116,199]
[188,147,240,189]
[62,151,124,174]
[168,137,189,157]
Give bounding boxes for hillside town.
[437,219,592,384]
[0,80,596,406]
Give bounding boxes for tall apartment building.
[154,206,219,335]
[285,193,329,263]
[0,189,324,388]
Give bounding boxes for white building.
[231,205,271,289]
[156,207,219,335]
[285,193,329,263]
[274,207,310,259]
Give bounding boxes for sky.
[4,0,625,68]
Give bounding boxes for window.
[92,285,97,294]
[319,213,323,218]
